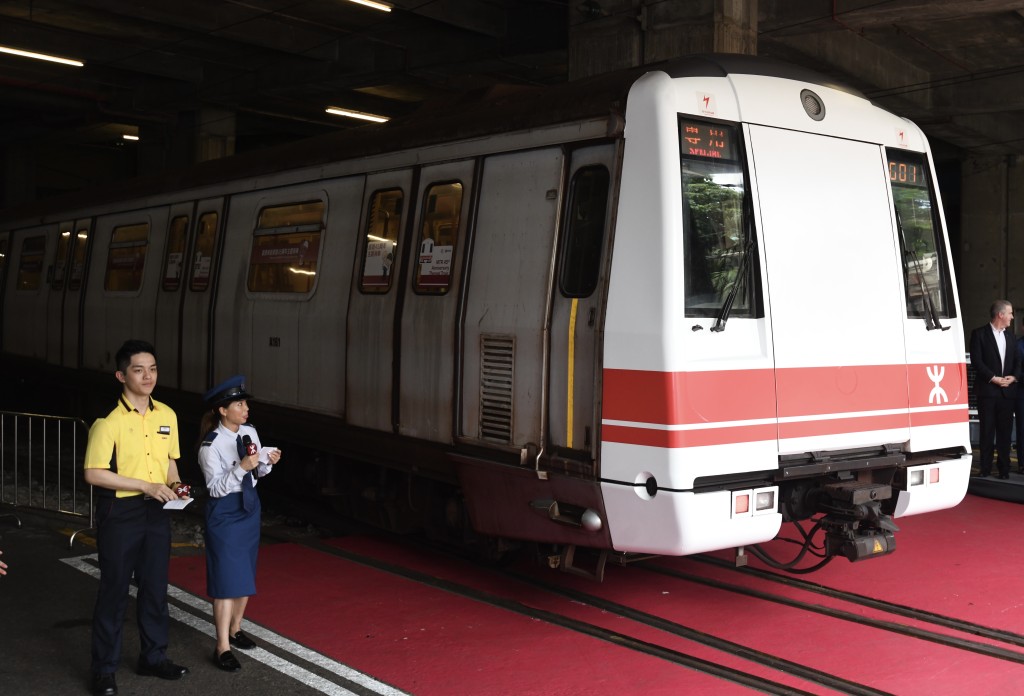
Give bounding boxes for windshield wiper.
[895,208,948,331]
[711,195,755,333]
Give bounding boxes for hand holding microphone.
[242,434,259,471]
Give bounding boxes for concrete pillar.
[195,108,236,163]
[569,0,757,80]
[959,155,1024,338]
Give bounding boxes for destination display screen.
[888,155,926,188]
[679,120,738,161]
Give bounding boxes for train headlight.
[905,465,940,489]
[755,490,775,512]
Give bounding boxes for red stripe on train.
[602,363,968,427]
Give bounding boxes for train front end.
[599,56,971,566]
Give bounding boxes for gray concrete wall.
[959,155,1024,343]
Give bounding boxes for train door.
[347,171,412,432]
[886,149,966,452]
[398,160,475,442]
[459,148,565,451]
[546,145,617,467]
[62,219,93,367]
[5,225,54,360]
[0,230,7,351]
[747,125,911,453]
[180,199,224,393]
[154,202,196,388]
[81,208,170,371]
[45,222,74,365]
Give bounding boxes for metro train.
[0,54,971,578]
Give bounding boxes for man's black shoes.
[91,673,117,696]
[137,659,189,680]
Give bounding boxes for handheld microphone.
[243,434,258,457]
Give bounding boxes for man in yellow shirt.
[84,340,190,696]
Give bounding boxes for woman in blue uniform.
[198,376,282,671]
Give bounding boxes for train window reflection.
[887,150,954,320]
[560,166,609,298]
[680,120,758,318]
[104,223,149,292]
[360,189,403,294]
[69,227,88,291]
[0,235,8,289]
[247,200,323,294]
[52,223,73,290]
[17,235,45,291]
[190,212,218,292]
[162,216,189,291]
[414,182,462,294]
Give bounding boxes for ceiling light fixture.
[325,107,389,123]
[122,134,140,141]
[344,0,392,12]
[0,44,84,67]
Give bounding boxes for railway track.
[277,532,897,696]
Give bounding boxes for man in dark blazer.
[970,299,1021,478]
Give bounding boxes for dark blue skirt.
[205,491,261,598]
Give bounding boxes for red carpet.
[170,493,1024,694]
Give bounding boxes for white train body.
[0,55,970,570]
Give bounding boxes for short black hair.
[115,339,157,373]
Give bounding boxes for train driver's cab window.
[52,223,73,290]
[104,223,150,292]
[162,216,189,291]
[679,119,760,319]
[69,227,89,291]
[559,166,610,297]
[360,189,403,293]
[887,150,955,321]
[16,235,45,291]
[190,212,219,292]
[247,201,323,294]
[414,182,463,294]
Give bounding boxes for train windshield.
[679,119,758,319]
[887,150,954,321]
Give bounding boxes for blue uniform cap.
[204,375,253,407]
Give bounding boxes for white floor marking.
[63,554,409,696]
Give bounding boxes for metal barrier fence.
[0,411,93,546]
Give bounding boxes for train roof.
[0,54,865,226]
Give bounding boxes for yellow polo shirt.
[84,395,181,498]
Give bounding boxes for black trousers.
[91,496,171,675]
[978,396,1015,476]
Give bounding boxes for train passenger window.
[51,223,73,291]
[359,189,403,293]
[16,235,45,291]
[162,216,189,291]
[414,182,462,294]
[247,201,323,294]
[68,227,89,291]
[887,150,954,320]
[190,212,218,292]
[679,119,760,318]
[104,223,150,292]
[559,166,610,297]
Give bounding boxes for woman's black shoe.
[230,631,257,650]
[215,650,242,672]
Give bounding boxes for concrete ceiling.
[1,0,1023,200]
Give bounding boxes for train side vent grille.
[480,334,515,444]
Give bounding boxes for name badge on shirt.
[159,425,171,435]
